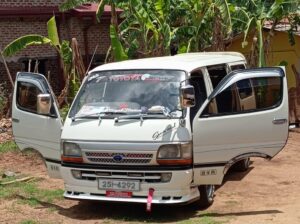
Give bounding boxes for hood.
[61,118,191,142]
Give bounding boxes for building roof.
[90,52,246,73]
[264,19,300,36]
[71,4,121,17]
[0,3,118,18]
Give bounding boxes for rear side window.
[17,81,42,113]
[202,76,282,116]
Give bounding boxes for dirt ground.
[0,131,300,224]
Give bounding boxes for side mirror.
[180,84,195,108]
[37,94,52,115]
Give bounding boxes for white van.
[12,52,288,209]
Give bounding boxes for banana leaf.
[47,16,60,47]
[110,25,128,61]
[2,35,51,57]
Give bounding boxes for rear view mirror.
[180,85,195,108]
[37,94,51,115]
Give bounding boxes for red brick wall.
[0,18,57,58]
[0,15,111,94]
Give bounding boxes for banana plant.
[2,16,84,107]
[60,0,128,61]
[175,0,232,53]
[231,0,300,67]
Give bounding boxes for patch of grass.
[19,220,38,224]
[0,177,64,207]
[0,140,19,153]
[225,200,238,206]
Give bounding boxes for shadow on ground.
[17,194,282,223]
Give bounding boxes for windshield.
[69,70,186,118]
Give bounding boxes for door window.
[207,64,228,88]
[16,81,42,113]
[237,79,253,99]
[202,76,283,117]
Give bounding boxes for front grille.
[77,170,170,183]
[85,152,153,164]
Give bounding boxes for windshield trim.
[68,69,188,119]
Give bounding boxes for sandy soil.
[0,132,300,224]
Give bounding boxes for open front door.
[192,67,288,185]
[12,72,62,178]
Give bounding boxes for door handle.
[273,118,287,125]
[12,118,19,123]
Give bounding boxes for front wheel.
[196,185,215,208]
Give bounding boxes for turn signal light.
[61,155,83,163]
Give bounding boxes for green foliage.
[0,179,64,206]
[0,84,8,117]
[110,25,128,61]
[0,141,19,154]
[96,0,110,20]
[2,16,82,108]
[60,40,72,65]
[59,104,70,121]
[19,220,38,224]
[231,0,300,67]
[2,35,51,57]
[59,0,90,11]
[47,16,60,47]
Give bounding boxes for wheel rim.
[244,158,250,168]
[206,185,215,199]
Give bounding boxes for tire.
[232,158,250,172]
[196,185,215,208]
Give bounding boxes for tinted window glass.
[252,77,282,109]
[207,65,227,88]
[202,77,282,116]
[17,81,42,113]
[237,79,253,99]
[230,64,245,71]
[190,71,207,122]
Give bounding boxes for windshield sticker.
[109,74,142,82]
[119,103,128,110]
[76,105,107,116]
[141,74,174,82]
[88,73,176,83]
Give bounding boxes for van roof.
[90,52,246,73]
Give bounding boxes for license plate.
[98,179,140,191]
[106,191,132,198]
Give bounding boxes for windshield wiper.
[114,106,176,123]
[71,111,126,122]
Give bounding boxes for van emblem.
[113,154,124,162]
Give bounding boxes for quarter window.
[202,77,282,116]
[17,81,42,113]
[207,64,228,88]
[230,64,246,71]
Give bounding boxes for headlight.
[157,145,181,159]
[157,143,192,165]
[63,142,82,157]
[61,142,83,163]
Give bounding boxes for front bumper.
[61,165,199,204]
